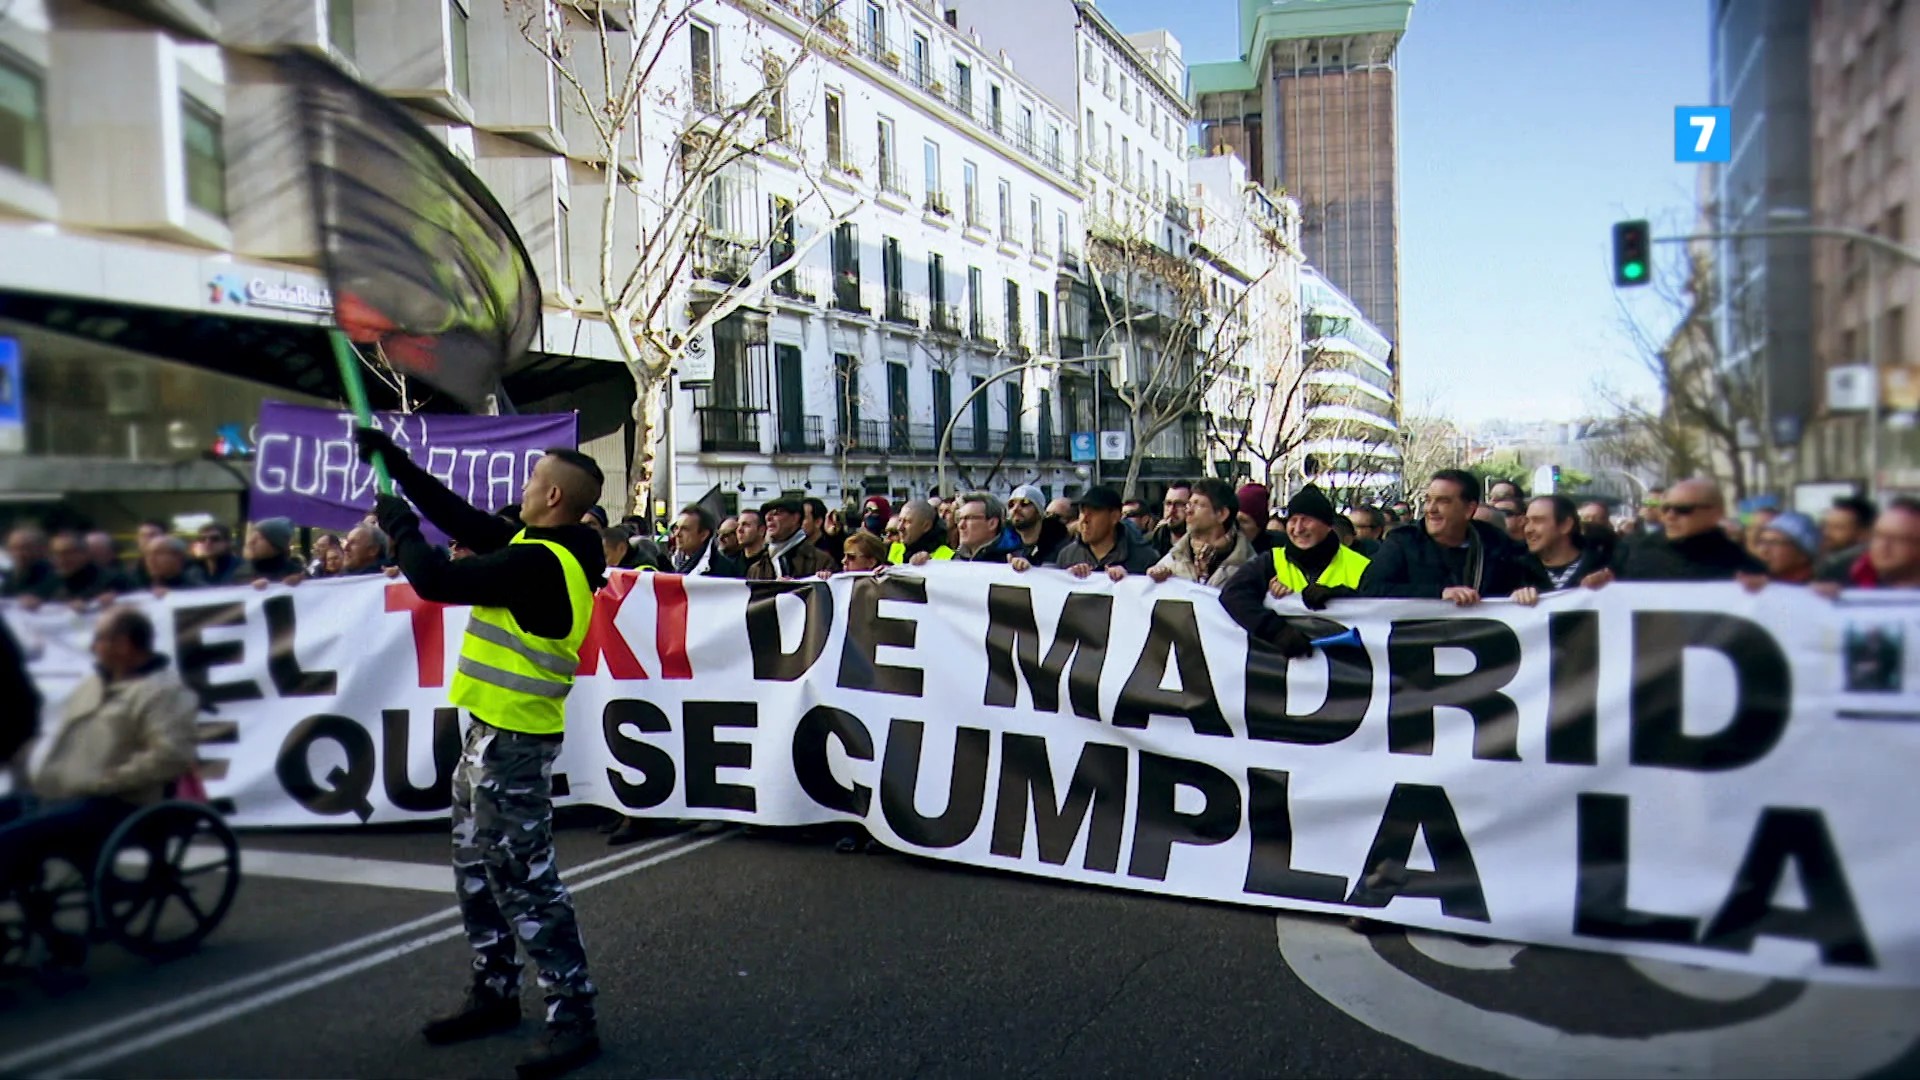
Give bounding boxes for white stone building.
[631,0,1091,513]
[0,0,634,532]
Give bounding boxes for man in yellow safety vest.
[355,427,607,1080]
[888,499,954,564]
[1219,484,1369,657]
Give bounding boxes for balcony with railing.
[771,265,824,305]
[929,301,961,336]
[923,188,953,220]
[884,288,922,327]
[697,407,763,452]
[831,270,867,314]
[878,165,912,205]
[857,25,901,70]
[1164,195,1191,229]
[776,415,826,454]
[968,310,1000,346]
[695,235,754,285]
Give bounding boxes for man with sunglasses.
[1588,478,1762,585]
[1006,485,1069,565]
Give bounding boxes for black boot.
[421,987,522,1045]
[515,1019,601,1079]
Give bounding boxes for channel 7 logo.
[1675,107,1731,163]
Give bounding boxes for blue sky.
[1095,0,1712,424]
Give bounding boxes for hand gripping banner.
[9,568,1919,987]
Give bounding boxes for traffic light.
[1613,220,1651,287]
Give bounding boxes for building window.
[877,116,897,191]
[989,84,1003,132]
[1084,42,1096,82]
[997,179,1012,240]
[832,222,862,310]
[1047,123,1061,165]
[329,0,356,60]
[1102,57,1112,96]
[929,251,946,304]
[182,95,226,219]
[865,1,886,53]
[963,160,979,225]
[690,23,716,111]
[968,265,984,333]
[1005,278,1021,343]
[1085,108,1096,162]
[1119,75,1129,114]
[1036,289,1050,353]
[449,0,471,99]
[0,51,49,184]
[1120,136,1130,186]
[835,353,860,441]
[825,91,844,166]
[953,60,973,113]
[1056,209,1068,258]
[924,139,942,204]
[912,32,931,86]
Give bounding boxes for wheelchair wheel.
[93,802,240,962]
[0,855,93,975]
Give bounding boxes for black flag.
[279,51,541,411]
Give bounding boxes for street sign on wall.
[1098,430,1129,461]
[1069,432,1096,462]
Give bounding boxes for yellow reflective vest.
[448,532,595,736]
[889,542,954,565]
[1272,544,1371,593]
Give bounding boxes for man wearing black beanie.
[1219,484,1372,657]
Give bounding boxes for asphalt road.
[3,816,1919,1080]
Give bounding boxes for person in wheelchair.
[0,606,198,965]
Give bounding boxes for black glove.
[1300,584,1338,611]
[372,494,418,538]
[352,426,408,467]
[1267,623,1316,660]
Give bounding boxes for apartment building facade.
[641,0,1089,511]
[1808,0,1920,492]
[0,0,634,531]
[1190,0,1411,376]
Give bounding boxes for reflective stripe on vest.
[1272,544,1371,593]
[448,532,595,736]
[888,542,954,564]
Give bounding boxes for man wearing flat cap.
[1011,486,1157,579]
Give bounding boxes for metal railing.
[929,301,961,335]
[884,289,922,326]
[771,265,824,303]
[697,407,762,452]
[923,188,952,217]
[777,415,826,453]
[879,165,911,197]
[694,236,754,285]
[832,270,866,313]
[968,310,1000,345]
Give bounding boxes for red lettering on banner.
[654,574,692,679]
[577,571,648,679]
[385,582,448,688]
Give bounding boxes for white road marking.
[31,832,730,1080]
[1273,914,1920,1078]
[234,848,456,893]
[0,833,696,1077]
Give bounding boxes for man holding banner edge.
[354,427,609,1079]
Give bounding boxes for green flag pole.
[329,329,392,496]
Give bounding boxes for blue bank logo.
[1675,107,1731,163]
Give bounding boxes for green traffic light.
[1623,262,1645,281]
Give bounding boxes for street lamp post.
[936,353,1121,499]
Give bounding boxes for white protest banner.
[8,569,1918,987]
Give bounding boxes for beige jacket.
[34,660,198,804]
[1152,531,1258,588]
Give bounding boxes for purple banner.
[250,401,577,539]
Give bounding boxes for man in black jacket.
[1590,478,1763,585]
[1359,470,1549,605]
[352,427,608,1079]
[1517,494,1610,596]
[945,492,1018,563]
[1007,485,1069,565]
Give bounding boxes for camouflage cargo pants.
[451,718,596,1024]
